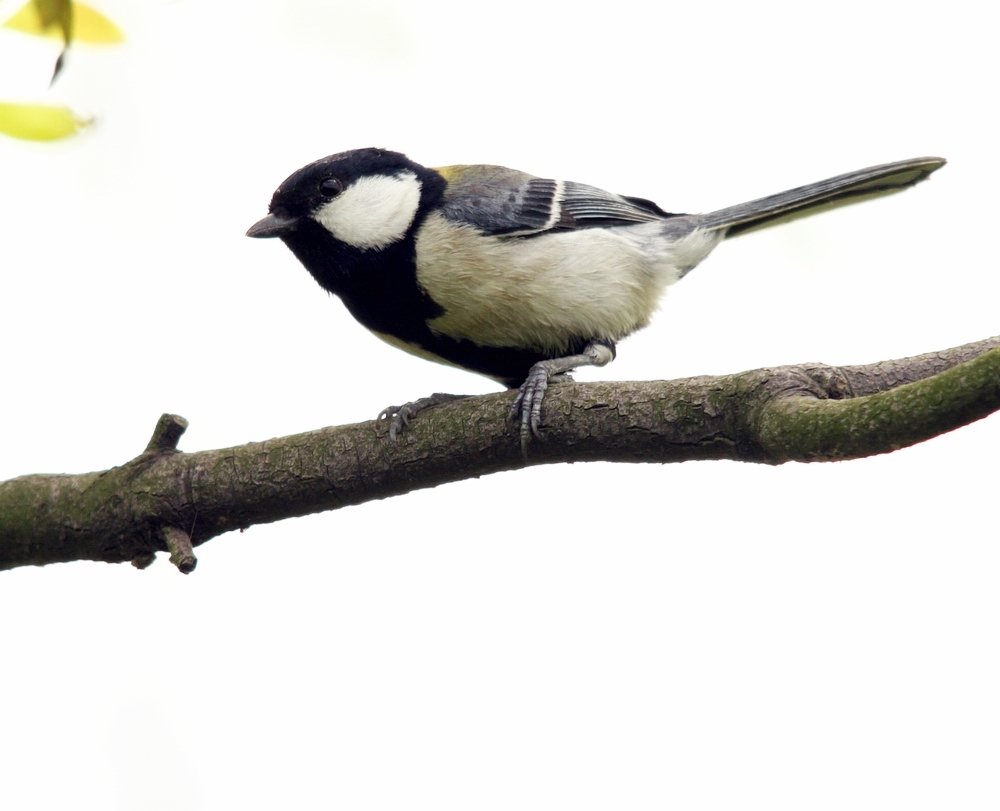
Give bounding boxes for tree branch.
[2,336,998,571]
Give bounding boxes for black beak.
[246,212,300,238]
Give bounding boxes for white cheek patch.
[312,172,421,250]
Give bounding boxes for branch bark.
[2,336,998,572]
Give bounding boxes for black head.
[246,148,446,250]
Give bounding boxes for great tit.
[247,149,944,449]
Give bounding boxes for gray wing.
[435,164,679,237]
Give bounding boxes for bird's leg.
[378,393,471,440]
[509,340,616,454]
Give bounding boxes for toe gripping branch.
[375,340,616,456]
[378,393,472,440]
[509,340,616,455]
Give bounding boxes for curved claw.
[506,342,616,456]
[509,365,551,455]
[377,406,401,423]
[376,393,470,441]
[377,404,413,441]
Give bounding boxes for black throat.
[275,167,559,388]
[281,220,444,341]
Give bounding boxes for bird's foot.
[507,342,616,457]
[507,366,574,456]
[378,393,469,440]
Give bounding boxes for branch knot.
[144,414,188,454]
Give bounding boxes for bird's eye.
[319,178,343,197]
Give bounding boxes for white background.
[1,1,997,808]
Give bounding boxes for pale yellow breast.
[414,213,718,353]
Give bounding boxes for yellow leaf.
[3,1,123,44]
[4,0,70,40]
[0,102,90,141]
[72,2,123,43]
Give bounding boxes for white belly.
[414,212,722,353]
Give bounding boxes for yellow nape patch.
[431,165,471,183]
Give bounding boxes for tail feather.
[696,157,946,237]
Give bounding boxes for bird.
[247,149,945,451]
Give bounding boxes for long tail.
[695,157,945,237]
